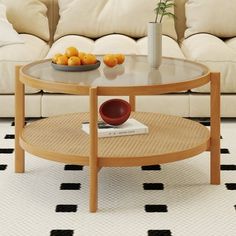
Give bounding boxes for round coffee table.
[15,56,220,212]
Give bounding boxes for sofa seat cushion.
[0,34,49,94]
[46,34,185,59]
[225,37,236,51]
[181,34,236,93]
[136,36,185,59]
[41,94,189,117]
[0,94,41,117]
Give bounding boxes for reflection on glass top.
[24,56,209,87]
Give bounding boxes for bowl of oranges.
[51,47,100,72]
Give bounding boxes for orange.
[115,54,125,64]
[52,53,63,63]
[81,54,97,65]
[103,54,118,67]
[65,47,78,57]
[56,55,68,65]
[68,56,81,66]
[78,51,86,60]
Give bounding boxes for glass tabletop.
[22,56,209,88]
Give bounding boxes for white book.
[82,118,149,138]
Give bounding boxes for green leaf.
[154,0,175,23]
[158,2,166,7]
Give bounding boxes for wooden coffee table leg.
[129,95,136,111]
[89,87,98,212]
[210,72,221,184]
[15,66,25,173]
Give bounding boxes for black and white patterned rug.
[0,119,235,236]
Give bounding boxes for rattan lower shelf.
[20,112,210,167]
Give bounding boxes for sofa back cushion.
[185,0,236,38]
[0,3,24,46]
[54,0,177,40]
[0,0,50,41]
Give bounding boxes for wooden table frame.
[15,60,220,213]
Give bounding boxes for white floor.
[0,119,235,236]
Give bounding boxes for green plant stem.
[159,0,168,23]
[155,0,162,23]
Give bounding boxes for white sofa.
[1,0,236,117]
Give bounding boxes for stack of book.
[82,118,149,138]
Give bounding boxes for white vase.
[148,22,162,68]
